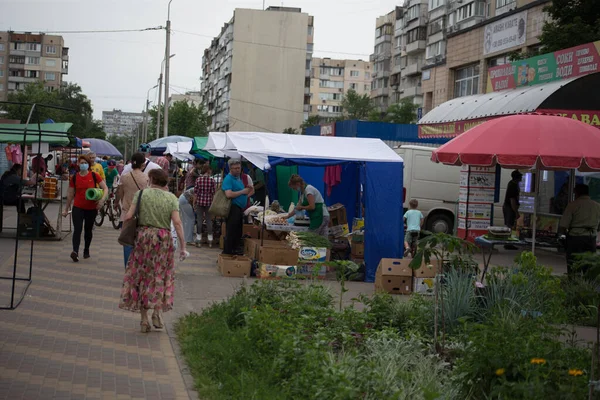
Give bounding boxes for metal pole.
[156,73,163,140]
[163,1,173,138]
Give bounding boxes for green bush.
[561,275,600,327]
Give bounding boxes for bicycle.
[94,190,121,229]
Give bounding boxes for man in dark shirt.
[503,170,522,249]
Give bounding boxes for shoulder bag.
[118,189,143,246]
[209,181,231,218]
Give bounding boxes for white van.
[396,145,514,234]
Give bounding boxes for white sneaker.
[195,234,202,243]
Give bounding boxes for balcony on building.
[372,87,389,98]
[406,40,426,55]
[62,47,69,61]
[400,81,422,97]
[404,59,424,76]
[8,76,36,84]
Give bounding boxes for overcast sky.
[2,0,400,119]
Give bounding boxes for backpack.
[72,172,99,191]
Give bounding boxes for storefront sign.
[483,10,528,56]
[320,123,335,136]
[457,166,497,243]
[537,109,600,129]
[487,40,600,92]
[419,117,489,138]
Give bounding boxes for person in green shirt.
[104,160,119,190]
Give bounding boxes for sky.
[2,0,400,119]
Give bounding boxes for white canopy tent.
[164,141,195,161]
[202,131,404,168]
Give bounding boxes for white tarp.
[164,141,194,161]
[203,132,403,169]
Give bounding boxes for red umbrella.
[431,114,600,171]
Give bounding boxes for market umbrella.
[431,114,600,254]
[83,138,122,157]
[431,114,600,171]
[148,135,192,156]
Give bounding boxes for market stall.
[203,131,404,282]
[148,135,192,156]
[430,114,600,279]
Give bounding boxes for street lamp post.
[163,0,174,138]
[155,54,175,141]
[143,84,158,143]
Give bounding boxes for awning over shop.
[0,123,72,145]
[189,136,215,160]
[418,73,600,138]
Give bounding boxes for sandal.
[152,311,164,329]
[140,321,151,333]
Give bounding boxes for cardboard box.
[351,242,364,259]
[412,258,443,279]
[375,259,413,295]
[413,277,436,295]
[328,203,347,227]
[328,224,349,238]
[257,263,296,279]
[218,254,251,278]
[352,218,365,232]
[298,247,329,262]
[242,224,261,239]
[296,262,327,279]
[244,239,289,260]
[259,245,299,266]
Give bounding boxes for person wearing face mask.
[63,155,109,262]
[286,174,330,237]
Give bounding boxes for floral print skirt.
[119,226,175,312]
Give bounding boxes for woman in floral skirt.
[119,168,186,333]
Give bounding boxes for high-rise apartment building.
[200,6,314,133]
[370,10,395,111]
[309,57,373,120]
[102,109,145,137]
[171,91,202,107]
[0,32,69,102]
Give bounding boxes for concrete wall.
[229,8,309,132]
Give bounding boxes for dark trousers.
[566,235,597,274]
[72,206,97,254]
[223,205,243,255]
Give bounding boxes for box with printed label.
[218,255,251,278]
[413,277,436,295]
[351,242,364,258]
[242,224,261,239]
[244,239,289,260]
[298,247,329,262]
[328,224,350,238]
[328,203,348,227]
[412,258,442,278]
[257,263,296,279]
[296,262,327,279]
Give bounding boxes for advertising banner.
[320,123,335,136]
[418,117,489,138]
[457,166,496,243]
[483,10,528,56]
[537,109,600,128]
[487,40,600,92]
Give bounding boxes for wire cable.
[41,27,164,34]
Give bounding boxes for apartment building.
[421,0,549,114]
[200,6,313,133]
[309,57,373,120]
[102,109,145,137]
[370,10,395,111]
[0,32,69,102]
[171,91,202,107]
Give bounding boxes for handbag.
[118,189,143,246]
[208,185,231,218]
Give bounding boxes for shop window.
[454,64,480,98]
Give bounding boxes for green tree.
[299,115,320,135]
[148,101,210,140]
[283,127,298,134]
[340,89,374,120]
[538,0,600,53]
[385,98,419,124]
[0,81,106,139]
[107,134,131,160]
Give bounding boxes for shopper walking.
[179,187,196,244]
[119,169,186,333]
[116,152,149,267]
[194,164,216,247]
[63,155,109,262]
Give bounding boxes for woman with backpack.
[63,154,109,262]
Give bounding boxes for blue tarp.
[268,157,404,282]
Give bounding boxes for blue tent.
[204,132,405,282]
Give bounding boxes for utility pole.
[156,73,162,140]
[163,0,174,138]
[144,84,158,143]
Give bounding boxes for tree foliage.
[283,127,298,135]
[539,0,600,53]
[340,89,374,120]
[107,134,131,161]
[385,98,418,124]
[148,101,210,141]
[1,81,107,139]
[299,115,320,135]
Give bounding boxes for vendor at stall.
[503,170,522,250]
[286,174,330,236]
[0,164,39,213]
[559,184,600,274]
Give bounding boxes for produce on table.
[287,231,332,249]
[264,215,289,225]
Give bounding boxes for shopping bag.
[118,190,143,246]
[209,187,231,218]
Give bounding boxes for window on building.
[0,83,3,91]
[46,59,56,67]
[406,27,427,44]
[25,56,40,65]
[365,72,371,79]
[428,0,445,10]
[395,36,402,49]
[8,82,16,90]
[350,70,359,77]
[46,45,57,54]
[27,43,41,51]
[307,26,314,36]
[350,83,357,90]
[319,93,343,101]
[364,84,369,91]
[394,55,401,66]
[13,43,26,51]
[25,70,39,78]
[45,86,55,92]
[429,18,444,35]
[0,44,4,52]
[457,2,485,22]
[319,80,344,89]
[307,43,314,52]
[454,64,480,98]
[488,54,511,67]
[406,5,420,21]
[45,72,56,81]
[496,0,515,8]
[0,56,3,64]
[375,24,393,38]
[0,70,3,78]
[426,41,446,60]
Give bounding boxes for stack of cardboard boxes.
[374,258,442,295]
[328,204,349,238]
